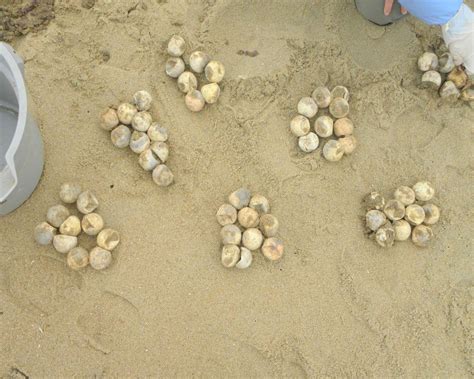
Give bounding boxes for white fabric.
[442,3,474,75]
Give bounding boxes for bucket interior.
[0,70,19,171]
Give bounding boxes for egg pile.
[34,183,120,271]
[216,188,284,269]
[99,90,174,187]
[418,51,473,102]
[363,181,441,248]
[290,85,357,161]
[165,35,225,112]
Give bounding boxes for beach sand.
[0,0,473,376]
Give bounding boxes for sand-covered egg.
[375,223,395,248]
[152,164,174,187]
[34,222,57,245]
[147,123,168,142]
[111,125,132,148]
[383,199,405,221]
[238,207,260,228]
[447,67,468,89]
[77,190,99,214]
[167,35,186,57]
[131,111,153,132]
[259,214,279,237]
[221,245,240,268]
[47,205,70,228]
[117,103,137,125]
[249,194,270,214]
[290,115,310,137]
[221,224,242,245]
[314,116,333,138]
[329,97,349,119]
[130,131,151,154]
[132,90,152,111]
[438,52,455,73]
[89,247,112,270]
[439,80,460,100]
[297,97,318,118]
[339,136,357,155]
[312,86,331,108]
[59,183,82,204]
[334,118,354,137]
[242,228,264,251]
[417,52,438,72]
[177,71,198,94]
[364,192,385,210]
[366,209,386,231]
[53,234,78,254]
[236,247,252,269]
[422,204,440,225]
[138,149,160,171]
[201,83,221,104]
[67,247,89,270]
[185,90,206,112]
[261,238,284,261]
[412,225,433,247]
[421,70,442,90]
[151,142,169,163]
[331,86,350,101]
[228,188,251,210]
[393,220,412,241]
[394,186,415,206]
[189,51,210,74]
[82,213,104,236]
[298,133,319,153]
[166,57,185,78]
[97,228,120,251]
[59,215,82,236]
[412,181,435,201]
[205,60,225,83]
[100,108,119,131]
[216,204,238,226]
[323,140,344,162]
[405,204,425,225]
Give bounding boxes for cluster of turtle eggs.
[418,51,473,101]
[364,181,440,248]
[217,189,284,269]
[34,183,120,271]
[100,90,174,187]
[165,35,225,112]
[291,85,357,161]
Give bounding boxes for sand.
[1,0,473,377]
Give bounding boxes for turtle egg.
[422,204,440,225]
[394,186,415,206]
[59,215,81,236]
[100,108,119,131]
[249,194,270,214]
[59,183,82,204]
[236,247,252,269]
[47,205,70,228]
[132,90,152,111]
[117,103,137,125]
[221,224,242,245]
[447,67,468,89]
[383,199,405,221]
[331,86,350,101]
[364,192,385,210]
[297,97,318,118]
[334,117,354,137]
[77,190,99,214]
[67,247,89,270]
[111,125,132,148]
[323,140,344,162]
[339,136,357,155]
[131,111,153,132]
[290,115,310,137]
[375,223,395,248]
[216,204,238,226]
[314,116,333,138]
[201,83,221,104]
[221,245,240,268]
[177,71,198,93]
[129,131,151,154]
[420,70,442,90]
[259,214,279,237]
[138,149,160,171]
[185,90,206,112]
[461,87,474,102]
[412,225,433,247]
[82,213,104,236]
[393,219,412,241]
[405,204,425,225]
[298,132,320,153]
[34,222,57,245]
[152,164,174,187]
[205,60,225,83]
[89,247,112,270]
[151,142,169,163]
[438,52,455,73]
[189,51,211,74]
[242,228,264,251]
[366,209,386,231]
[417,52,439,72]
[439,80,460,100]
[165,57,185,78]
[412,181,435,201]
[53,234,78,254]
[228,188,251,210]
[312,86,331,108]
[329,98,349,119]
[238,207,260,228]
[261,238,284,261]
[97,228,120,251]
[167,35,186,57]
[147,123,168,142]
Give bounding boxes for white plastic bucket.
[0,42,44,215]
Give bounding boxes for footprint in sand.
[76,291,142,354]
[3,256,83,316]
